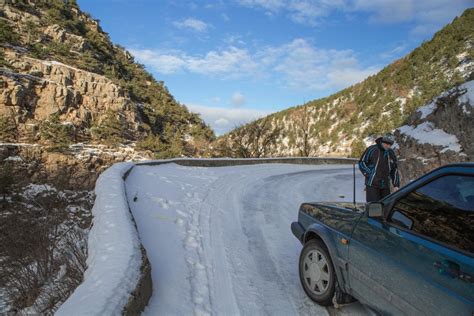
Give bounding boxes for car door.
[347,211,421,315]
[347,174,474,315]
[384,174,474,314]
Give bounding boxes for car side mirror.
[366,202,383,218]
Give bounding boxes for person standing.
[358,133,401,202]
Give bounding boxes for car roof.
[441,162,474,167]
[435,162,474,172]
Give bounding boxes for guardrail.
[58,157,358,315]
[136,157,358,167]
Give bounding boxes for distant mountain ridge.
[216,9,474,158]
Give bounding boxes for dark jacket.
[359,138,400,189]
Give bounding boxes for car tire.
[299,239,336,306]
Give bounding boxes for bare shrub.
[293,106,314,157]
[0,185,93,313]
[217,118,282,158]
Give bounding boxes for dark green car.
[291,163,474,315]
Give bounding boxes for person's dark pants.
[366,186,391,202]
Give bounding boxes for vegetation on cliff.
[0,0,214,157]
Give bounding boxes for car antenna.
[353,162,357,210]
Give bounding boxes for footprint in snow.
[176,209,188,218]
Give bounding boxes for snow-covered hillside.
[125,163,369,315]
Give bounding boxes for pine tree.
[40,113,74,150]
[0,116,17,142]
[0,163,14,200]
[90,110,125,145]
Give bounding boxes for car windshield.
[417,175,474,212]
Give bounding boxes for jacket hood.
[375,137,384,149]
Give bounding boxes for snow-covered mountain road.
[125,163,369,315]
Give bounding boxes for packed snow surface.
[126,163,368,315]
[57,162,142,316]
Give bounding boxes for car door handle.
[434,260,474,283]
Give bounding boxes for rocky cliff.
[1,50,141,142]
[395,80,473,184]
[0,0,214,149]
[0,0,215,189]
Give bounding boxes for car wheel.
[299,239,335,306]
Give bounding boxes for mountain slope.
[217,8,474,158]
[0,0,214,158]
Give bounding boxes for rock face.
[395,80,474,184]
[0,143,149,190]
[0,1,215,190]
[1,48,140,141]
[1,1,213,148]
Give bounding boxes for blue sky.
[77,0,472,135]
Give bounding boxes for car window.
[391,210,413,230]
[389,175,474,254]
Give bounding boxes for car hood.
[299,201,366,236]
[313,201,366,212]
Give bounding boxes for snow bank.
[57,162,142,316]
[398,122,462,153]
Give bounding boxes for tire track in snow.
[127,164,368,316]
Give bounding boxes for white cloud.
[221,13,230,21]
[351,0,472,36]
[187,103,271,135]
[237,0,344,25]
[215,118,230,126]
[173,18,210,32]
[129,38,376,91]
[351,0,413,23]
[268,38,378,90]
[128,49,186,74]
[186,48,258,77]
[129,47,257,78]
[231,92,246,107]
[237,0,472,31]
[379,43,408,60]
[237,0,285,12]
[352,0,471,24]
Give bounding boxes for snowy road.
[126,163,369,315]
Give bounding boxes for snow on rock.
[458,80,474,114]
[3,155,22,162]
[417,101,437,120]
[398,122,462,153]
[57,162,142,316]
[455,51,474,78]
[395,80,473,185]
